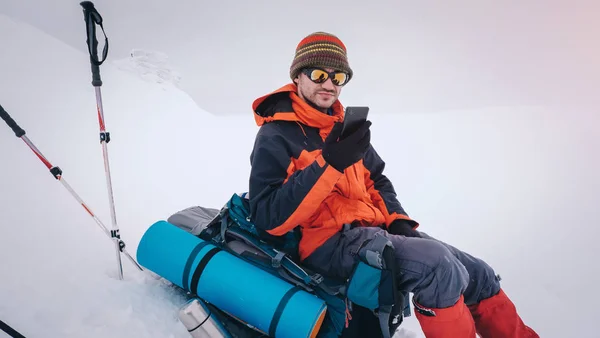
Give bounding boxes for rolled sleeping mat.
[137,220,327,338]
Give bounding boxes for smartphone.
[341,106,369,138]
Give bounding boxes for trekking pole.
[0,318,26,338]
[0,104,143,276]
[79,1,128,280]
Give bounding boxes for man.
[248,31,538,338]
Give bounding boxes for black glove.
[322,120,371,172]
[388,219,421,238]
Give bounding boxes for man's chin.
[306,97,334,111]
[317,98,336,108]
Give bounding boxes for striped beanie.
[289,31,353,81]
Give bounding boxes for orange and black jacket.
[249,84,418,261]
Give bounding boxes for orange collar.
[252,83,344,139]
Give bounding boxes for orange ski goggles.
[301,68,351,86]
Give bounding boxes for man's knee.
[462,257,501,305]
[424,242,470,308]
[392,236,469,309]
[418,232,501,305]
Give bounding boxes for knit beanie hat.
[289,32,353,81]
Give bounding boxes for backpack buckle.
[310,273,324,285]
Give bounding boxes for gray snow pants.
[303,226,501,309]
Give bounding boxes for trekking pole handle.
[80,1,108,87]
[0,104,25,138]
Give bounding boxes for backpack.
[168,192,410,338]
[226,193,302,261]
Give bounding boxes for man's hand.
[388,219,421,238]
[322,121,371,172]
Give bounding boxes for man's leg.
[385,234,476,338]
[418,232,539,338]
[417,232,501,306]
[305,227,476,338]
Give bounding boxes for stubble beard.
[300,86,336,113]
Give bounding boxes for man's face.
[295,68,344,112]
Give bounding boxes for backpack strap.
[213,193,343,297]
[219,208,229,244]
[360,233,392,269]
[363,233,398,338]
[225,226,339,295]
[346,232,404,338]
[272,251,286,268]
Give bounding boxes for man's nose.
[321,77,335,90]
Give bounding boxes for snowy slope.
[1,14,599,338]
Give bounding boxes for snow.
[1,12,599,338]
[114,49,183,89]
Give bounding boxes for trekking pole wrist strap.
[80,1,108,66]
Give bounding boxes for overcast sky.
[2,0,598,115]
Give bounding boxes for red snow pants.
[415,289,539,337]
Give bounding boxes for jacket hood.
[252,83,344,138]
